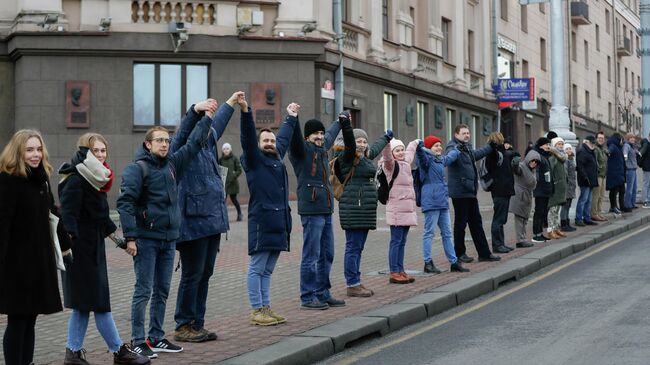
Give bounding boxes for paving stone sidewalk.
[0,191,637,365]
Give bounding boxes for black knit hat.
[535,137,551,148]
[304,119,325,138]
[546,131,558,139]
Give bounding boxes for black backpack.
[377,162,400,205]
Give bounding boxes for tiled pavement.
[0,190,634,365]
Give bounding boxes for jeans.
[174,234,220,330]
[560,198,573,221]
[300,215,334,304]
[643,171,650,203]
[422,209,456,264]
[389,226,410,273]
[625,169,638,209]
[533,197,549,235]
[247,251,280,309]
[67,310,122,353]
[491,196,510,248]
[451,198,492,258]
[344,229,369,287]
[131,238,176,344]
[3,314,37,365]
[576,186,593,222]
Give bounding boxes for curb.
[217,210,650,365]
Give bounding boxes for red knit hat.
[424,135,442,149]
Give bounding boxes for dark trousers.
[451,197,492,258]
[533,197,549,235]
[229,194,241,215]
[174,234,220,330]
[609,185,625,210]
[3,314,37,365]
[491,196,510,248]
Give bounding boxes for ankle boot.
[561,219,576,232]
[236,212,243,221]
[64,348,90,365]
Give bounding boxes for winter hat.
[535,137,551,148]
[563,144,574,153]
[551,137,564,147]
[546,131,558,139]
[504,137,512,145]
[222,143,232,151]
[353,128,368,141]
[304,119,325,138]
[424,135,442,149]
[390,139,405,151]
[585,135,596,144]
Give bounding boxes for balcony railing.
[131,1,216,25]
[570,0,590,25]
[342,26,358,53]
[617,36,632,57]
[417,52,437,77]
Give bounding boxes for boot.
[64,348,90,365]
[400,272,416,283]
[423,260,441,274]
[560,220,576,232]
[114,344,151,365]
[389,272,410,284]
[554,229,567,238]
[236,212,243,221]
[547,230,561,239]
[450,261,470,272]
[347,284,373,297]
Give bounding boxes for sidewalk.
[0,191,644,365]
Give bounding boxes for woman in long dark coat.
[219,142,243,221]
[58,133,149,365]
[0,129,73,365]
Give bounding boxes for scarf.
[75,149,112,191]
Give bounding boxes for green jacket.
[548,153,567,206]
[594,143,608,177]
[336,124,390,230]
[219,153,242,195]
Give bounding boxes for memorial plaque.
[251,83,281,129]
[65,81,90,128]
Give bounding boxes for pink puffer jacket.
[381,140,418,227]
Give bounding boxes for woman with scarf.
[58,133,149,365]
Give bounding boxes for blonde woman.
[0,129,73,365]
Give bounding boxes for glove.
[489,141,498,149]
[417,140,424,149]
[338,111,351,127]
[385,129,394,140]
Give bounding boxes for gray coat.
[509,150,541,218]
[565,157,577,200]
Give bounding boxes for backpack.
[412,167,422,207]
[329,156,359,201]
[478,151,503,192]
[376,161,400,205]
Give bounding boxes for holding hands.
[287,102,301,117]
[227,91,246,107]
[385,129,394,140]
[194,98,218,118]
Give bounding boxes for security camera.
[38,13,59,29]
[99,17,111,32]
[178,28,189,41]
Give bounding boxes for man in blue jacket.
[445,124,500,263]
[171,91,244,343]
[241,97,298,326]
[289,112,346,310]
[117,100,216,358]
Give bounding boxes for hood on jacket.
[524,150,541,166]
[58,146,90,175]
[607,135,623,148]
[134,143,167,166]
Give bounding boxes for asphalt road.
[319,225,650,365]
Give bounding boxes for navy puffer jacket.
[445,139,492,199]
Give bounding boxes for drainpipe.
[640,0,650,137]
[492,0,500,132]
[333,0,344,114]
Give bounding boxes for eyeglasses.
[150,137,171,144]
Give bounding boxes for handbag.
[49,211,66,271]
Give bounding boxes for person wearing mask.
[560,144,577,232]
[417,135,469,273]
[0,130,73,365]
[531,137,553,243]
[59,133,149,365]
[606,133,627,214]
[575,136,600,226]
[591,132,609,221]
[623,133,639,211]
[446,124,501,263]
[219,143,244,221]
[510,149,541,248]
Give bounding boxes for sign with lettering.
[251,83,281,129]
[65,81,90,129]
[493,78,535,102]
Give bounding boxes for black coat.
[533,147,553,198]
[0,166,73,315]
[58,151,117,312]
[576,143,599,188]
[486,145,517,197]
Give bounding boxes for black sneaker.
[531,235,546,243]
[324,297,346,307]
[516,241,534,248]
[114,343,151,365]
[300,301,329,310]
[131,342,157,359]
[146,338,183,353]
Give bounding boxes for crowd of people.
[2,89,649,365]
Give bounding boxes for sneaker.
[346,285,373,297]
[114,343,151,365]
[643,202,650,209]
[131,343,157,359]
[584,220,598,226]
[516,241,534,248]
[174,324,208,343]
[574,220,585,227]
[263,306,287,324]
[146,338,183,353]
[300,300,329,310]
[64,348,90,365]
[324,297,346,307]
[610,207,622,214]
[193,326,218,341]
[250,308,278,326]
[531,235,547,243]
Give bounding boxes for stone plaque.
[65,81,90,129]
[251,83,281,129]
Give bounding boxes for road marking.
[334,224,650,365]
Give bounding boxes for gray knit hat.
[353,128,368,141]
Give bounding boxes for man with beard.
[240,96,299,326]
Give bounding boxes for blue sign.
[492,78,535,102]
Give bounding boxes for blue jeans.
[174,234,220,330]
[300,215,334,304]
[67,310,122,353]
[422,209,457,264]
[389,226,410,272]
[131,238,176,344]
[625,169,638,209]
[643,171,650,203]
[247,251,280,309]
[576,186,593,222]
[344,229,369,287]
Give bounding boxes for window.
[133,63,208,126]
[572,84,578,108]
[625,67,628,90]
[383,92,395,131]
[632,72,635,95]
[500,0,508,21]
[442,18,451,62]
[571,32,577,61]
[467,30,475,69]
[638,75,641,94]
[618,62,621,87]
[606,9,611,34]
[540,38,547,71]
[596,24,600,51]
[631,30,635,54]
[521,5,527,32]
[607,56,612,81]
[585,90,590,115]
[584,40,589,68]
[597,70,601,98]
[522,59,529,78]
[417,101,427,139]
[609,102,613,122]
[539,3,545,13]
[446,109,456,142]
[382,0,389,39]
[341,0,350,22]
[471,115,479,149]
